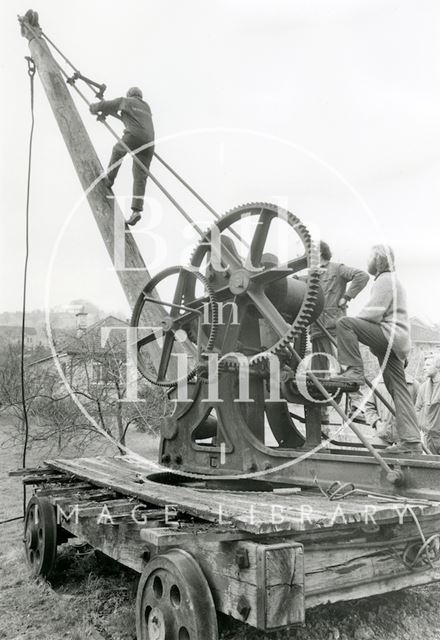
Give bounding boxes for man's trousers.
[336,317,420,444]
[107,133,154,212]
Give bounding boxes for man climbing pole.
[90,87,155,226]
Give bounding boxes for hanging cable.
[20,56,36,516]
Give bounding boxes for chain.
[20,55,36,516]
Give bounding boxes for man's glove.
[89,103,100,115]
[374,419,384,431]
[338,296,350,309]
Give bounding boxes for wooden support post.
[20,12,166,371]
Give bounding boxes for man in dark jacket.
[311,242,369,369]
[90,87,155,226]
[310,241,369,423]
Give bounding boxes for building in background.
[0,325,40,350]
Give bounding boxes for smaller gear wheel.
[131,266,219,387]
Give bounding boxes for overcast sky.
[1,0,440,322]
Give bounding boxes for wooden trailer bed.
[19,454,440,634]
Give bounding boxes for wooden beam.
[22,473,77,485]
[139,525,251,547]
[304,546,440,608]
[9,466,61,477]
[19,10,167,378]
[21,22,155,311]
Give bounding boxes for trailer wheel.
[24,496,57,578]
[136,548,218,640]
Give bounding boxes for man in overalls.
[310,241,369,422]
[90,87,155,226]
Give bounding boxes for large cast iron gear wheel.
[188,202,321,365]
[24,496,58,578]
[131,266,219,387]
[136,548,218,640]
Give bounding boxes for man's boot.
[127,210,142,226]
[385,442,423,456]
[330,366,365,386]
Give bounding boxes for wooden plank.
[36,483,100,497]
[9,466,61,477]
[46,457,245,527]
[23,474,78,485]
[60,518,149,572]
[305,556,440,609]
[49,488,117,502]
[45,456,440,534]
[303,535,440,603]
[56,498,138,518]
[139,526,251,547]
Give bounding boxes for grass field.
[2,418,440,640]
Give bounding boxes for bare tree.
[0,322,167,457]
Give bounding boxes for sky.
[1,0,440,322]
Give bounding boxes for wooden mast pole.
[19,10,161,320]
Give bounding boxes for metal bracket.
[66,71,106,99]
[25,56,36,77]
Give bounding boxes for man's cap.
[126,86,143,99]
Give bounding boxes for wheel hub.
[229,268,251,294]
[147,606,166,640]
[160,316,174,332]
[26,525,38,550]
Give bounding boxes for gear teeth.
[186,202,320,369]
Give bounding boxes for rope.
[20,56,36,516]
[400,506,440,569]
[0,516,23,526]
[35,29,256,250]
